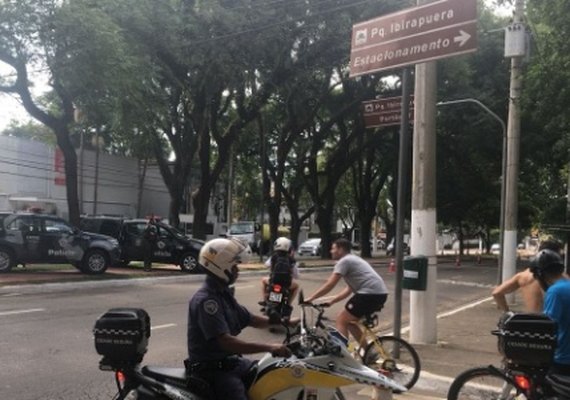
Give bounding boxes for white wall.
[0,136,171,220]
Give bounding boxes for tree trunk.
[55,128,80,227]
[315,203,335,260]
[192,181,211,240]
[359,213,373,258]
[136,157,148,218]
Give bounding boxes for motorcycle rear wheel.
[447,366,523,400]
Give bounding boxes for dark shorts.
[345,293,388,318]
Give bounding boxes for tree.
[0,1,80,224]
[523,1,570,238]
[0,0,147,225]
[435,6,510,252]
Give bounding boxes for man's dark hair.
[538,239,562,253]
[334,238,352,252]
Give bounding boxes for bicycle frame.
[348,317,396,361]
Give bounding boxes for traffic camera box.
[495,312,557,367]
[93,308,150,366]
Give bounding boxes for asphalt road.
[0,262,498,400]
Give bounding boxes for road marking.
[151,323,177,331]
[235,284,254,290]
[1,292,22,297]
[438,279,495,289]
[436,296,493,319]
[0,308,45,316]
[398,296,493,335]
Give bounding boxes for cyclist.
[259,237,299,307]
[532,249,570,375]
[186,238,291,400]
[305,238,388,345]
[492,239,562,312]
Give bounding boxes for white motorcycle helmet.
[199,238,252,283]
[274,237,292,252]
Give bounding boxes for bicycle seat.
[362,313,378,329]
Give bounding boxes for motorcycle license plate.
[269,292,282,302]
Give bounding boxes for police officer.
[142,217,157,272]
[186,238,292,400]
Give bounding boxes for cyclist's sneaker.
[329,328,349,347]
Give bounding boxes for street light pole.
[437,98,507,284]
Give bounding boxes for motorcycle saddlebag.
[93,308,150,365]
[495,312,557,367]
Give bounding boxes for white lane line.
[436,296,493,319]
[1,293,22,297]
[398,296,493,335]
[151,323,177,331]
[0,308,45,316]
[235,285,254,290]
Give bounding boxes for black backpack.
[270,253,293,286]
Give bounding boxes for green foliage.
[435,4,510,236]
[1,120,55,145]
[520,0,570,228]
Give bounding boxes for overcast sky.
[0,0,513,132]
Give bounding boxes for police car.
[0,212,121,274]
[80,217,204,273]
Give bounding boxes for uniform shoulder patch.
[203,299,219,315]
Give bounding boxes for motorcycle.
[93,297,407,400]
[262,273,293,326]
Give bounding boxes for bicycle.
[290,301,421,392]
[447,312,570,400]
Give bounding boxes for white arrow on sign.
[454,30,472,47]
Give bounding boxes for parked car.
[0,212,120,274]
[80,216,204,273]
[386,238,410,256]
[297,238,322,256]
[226,220,261,253]
[491,243,500,254]
[370,238,386,250]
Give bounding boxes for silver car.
[297,238,322,256]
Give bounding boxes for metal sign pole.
[393,67,412,341]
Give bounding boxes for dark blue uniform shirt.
[187,276,251,362]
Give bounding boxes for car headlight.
[109,239,120,247]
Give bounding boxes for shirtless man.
[492,239,562,312]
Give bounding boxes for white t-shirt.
[333,254,388,295]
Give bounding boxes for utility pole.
[409,0,438,344]
[92,129,101,215]
[226,149,234,227]
[409,54,438,344]
[502,0,526,296]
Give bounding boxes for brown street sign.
[363,96,415,128]
[349,0,477,77]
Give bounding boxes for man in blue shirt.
[532,249,570,374]
[187,238,291,400]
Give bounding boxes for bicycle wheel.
[334,388,347,400]
[361,335,421,391]
[447,366,524,400]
